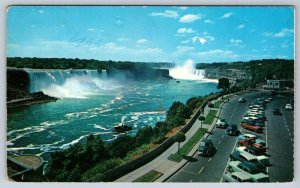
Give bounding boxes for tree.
[217,78,230,92]
[208,103,214,113]
[198,116,205,130]
[173,131,186,155]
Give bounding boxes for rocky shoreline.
[7,91,57,108]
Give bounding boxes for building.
[266,80,293,89]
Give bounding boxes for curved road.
[167,90,294,182]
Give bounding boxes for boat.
[113,123,132,133]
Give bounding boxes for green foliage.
[217,78,230,92]
[7,57,173,70]
[81,158,124,182]
[109,135,135,158]
[173,131,186,155]
[169,128,207,162]
[198,116,205,121]
[203,110,217,125]
[133,170,163,182]
[135,126,155,146]
[196,59,294,89]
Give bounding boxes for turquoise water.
[7,79,219,160]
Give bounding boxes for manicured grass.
[213,100,223,108]
[168,128,207,163]
[133,170,163,182]
[203,109,217,125]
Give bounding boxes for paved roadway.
[167,90,294,182]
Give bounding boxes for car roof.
[239,151,256,160]
[240,161,260,172]
[231,172,253,180]
[244,134,256,138]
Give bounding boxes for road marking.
[189,179,193,182]
[198,167,204,174]
[218,140,222,145]
[281,108,293,141]
[222,135,225,139]
[181,170,197,176]
[208,157,213,162]
[228,102,240,122]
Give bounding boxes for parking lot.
[167,90,294,182]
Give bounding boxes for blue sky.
[7,6,294,63]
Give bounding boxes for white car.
[223,171,254,182]
[285,104,293,110]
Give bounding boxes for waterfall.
[169,60,206,80]
[24,69,114,98]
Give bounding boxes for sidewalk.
[115,94,233,182]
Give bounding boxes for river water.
[7,69,219,160]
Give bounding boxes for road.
[167,90,294,182]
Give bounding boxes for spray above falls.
[169,59,206,80]
[25,69,121,99]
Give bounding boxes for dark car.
[226,124,240,136]
[273,109,282,115]
[244,146,266,156]
[230,151,267,171]
[198,138,216,157]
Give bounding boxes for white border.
[0,1,298,188]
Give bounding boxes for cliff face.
[107,68,171,80]
[7,68,30,101]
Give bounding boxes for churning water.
[7,66,219,161]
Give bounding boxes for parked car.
[238,138,266,151]
[226,124,240,136]
[227,161,269,182]
[229,151,266,172]
[256,155,271,167]
[238,97,246,103]
[223,171,254,182]
[241,122,263,133]
[238,133,257,141]
[216,118,229,128]
[198,138,216,157]
[273,109,282,115]
[285,104,293,110]
[236,146,266,156]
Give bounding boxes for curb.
[162,94,233,182]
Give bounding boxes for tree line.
[7,57,174,70]
[46,95,210,182]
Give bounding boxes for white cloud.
[117,38,130,42]
[263,28,293,38]
[149,10,179,18]
[179,14,201,23]
[181,39,190,44]
[205,36,215,41]
[199,38,207,45]
[230,39,243,44]
[220,12,233,19]
[204,19,215,24]
[175,46,195,53]
[273,28,293,38]
[136,38,148,44]
[38,9,44,14]
[192,36,206,45]
[87,28,96,32]
[230,39,244,47]
[177,27,195,34]
[199,49,239,59]
[236,24,245,29]
[281,42,289,48]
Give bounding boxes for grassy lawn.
[203,109,217,125]
[133,170,163,182]
[168,128,207,163]
[213,100,223,108]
